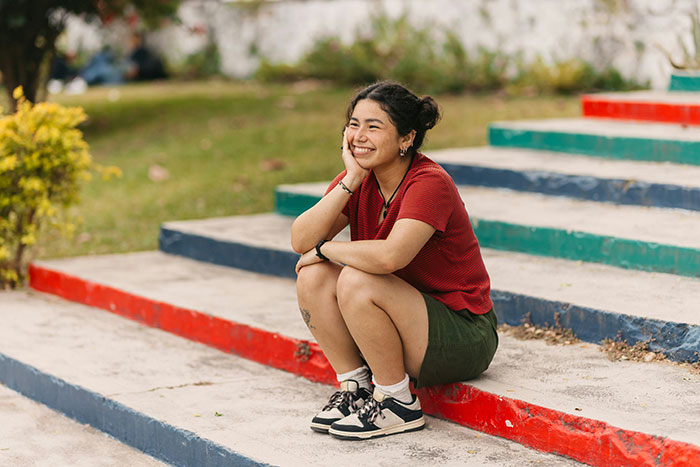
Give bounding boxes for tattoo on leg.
[299,307,315,329]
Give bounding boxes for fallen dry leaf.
[260,158,286,171]
[148,164,170,182]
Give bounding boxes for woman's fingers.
[341,127,353,160]
[295,249,323,274]
[341,127,369,182]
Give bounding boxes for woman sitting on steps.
[292,81,498,440]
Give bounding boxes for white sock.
[336,366,372,390]
[373,373,413,404]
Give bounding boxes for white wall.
[61,0,700,89]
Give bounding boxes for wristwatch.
[315,240,330,261]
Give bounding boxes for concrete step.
[0,383,167,467]
[153,214,700,361]
[581,91,700,126]
[0,289,585,467]
[670,71,700,92]
[24,254,700,465]
[273,183,700,279]
[429,146,700,211]
[487,118,700,165]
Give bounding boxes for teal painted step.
[154,214,700,363]
[669,71,700,92]
[275,184,700,279]
[470,219,700,277]
[276,190,319,217]
[488,118,700,166]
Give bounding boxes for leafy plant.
[0,86,120,288]
[512,56,646,94]
[256,12,644,95]
[176,41,222,80]
[257,14,466,93]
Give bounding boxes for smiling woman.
[291,81,498,441]
[346,99,415,222]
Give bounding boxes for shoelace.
[356,397,385,424]
[322,390,358,411]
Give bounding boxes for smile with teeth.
[353,146,374,155]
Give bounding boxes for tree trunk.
[0,42,36,112]
[0,7,63,112]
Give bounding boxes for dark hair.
[346,81,441,157]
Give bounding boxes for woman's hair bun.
[417,96,441,131]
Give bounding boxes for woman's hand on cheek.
[341,127,369,187]
[295,248,325,274]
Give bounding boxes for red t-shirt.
[325,153,493,314]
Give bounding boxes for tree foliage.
[0,0,180,110]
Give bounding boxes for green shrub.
[305,38,381,84]
[468,47,510,92]
[256,14,476,94]
[512,56,647,95]
[173,41,222,80]
[256,13,647,95]
[514,57,592,94]
[590,66,647,91]
[257,59,308,82]
[0,87,120,288]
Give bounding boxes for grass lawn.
[36,80,580,259]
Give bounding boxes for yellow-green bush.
[0,87,119,288]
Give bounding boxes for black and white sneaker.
[328,387,425,440]
[310,380,372,433]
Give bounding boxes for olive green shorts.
[415,293,499,388]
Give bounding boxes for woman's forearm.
[313,219,436,274]
[291,174,362,253]
[318,239,402,275]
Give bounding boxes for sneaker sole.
[310,421,333,433]
[328,416,426,440]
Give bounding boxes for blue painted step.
[158,214,700,364]
[430,147,700,212]
[8,288,567,466]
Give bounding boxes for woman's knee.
[336,266,377,308]
[296,262,339,299]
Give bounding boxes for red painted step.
[28,257,700,467]
[581,91,700,126]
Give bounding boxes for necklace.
[376,156,413,221]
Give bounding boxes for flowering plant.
[0,87,120,288]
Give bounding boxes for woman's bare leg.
[335,266,429,386]
[295,261,365,373]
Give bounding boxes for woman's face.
[346,99,409,171]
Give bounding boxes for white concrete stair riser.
[0,290,583,467]
[28,252,700,450]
